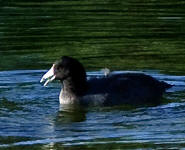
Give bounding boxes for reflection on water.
[1,0,185,73]
[0,70,185,149]
[1,0,185,149]
[56,105,87,123]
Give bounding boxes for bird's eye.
[54,65,59,71]
[56,66,60,70]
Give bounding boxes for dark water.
[1,0,185,73]
[1,0,185,149]
[0,70,185,149]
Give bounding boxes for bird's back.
[86,73,171,106]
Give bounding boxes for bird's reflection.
[55,104,87,123]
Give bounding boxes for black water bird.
[40,56,172,106]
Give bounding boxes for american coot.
[40,56,172,106]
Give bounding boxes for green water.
[1,0,185,73]
[1,0,185,150]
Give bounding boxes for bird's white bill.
[40,64,56,86]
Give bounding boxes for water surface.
[1,0,185,73]
[0,70,185,149]
[1,0,185,149]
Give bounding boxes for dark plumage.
[40,56,172,106]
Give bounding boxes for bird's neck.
[63,76,88,95]
[59,76,88,104]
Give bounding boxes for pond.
[0,0,185,149]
